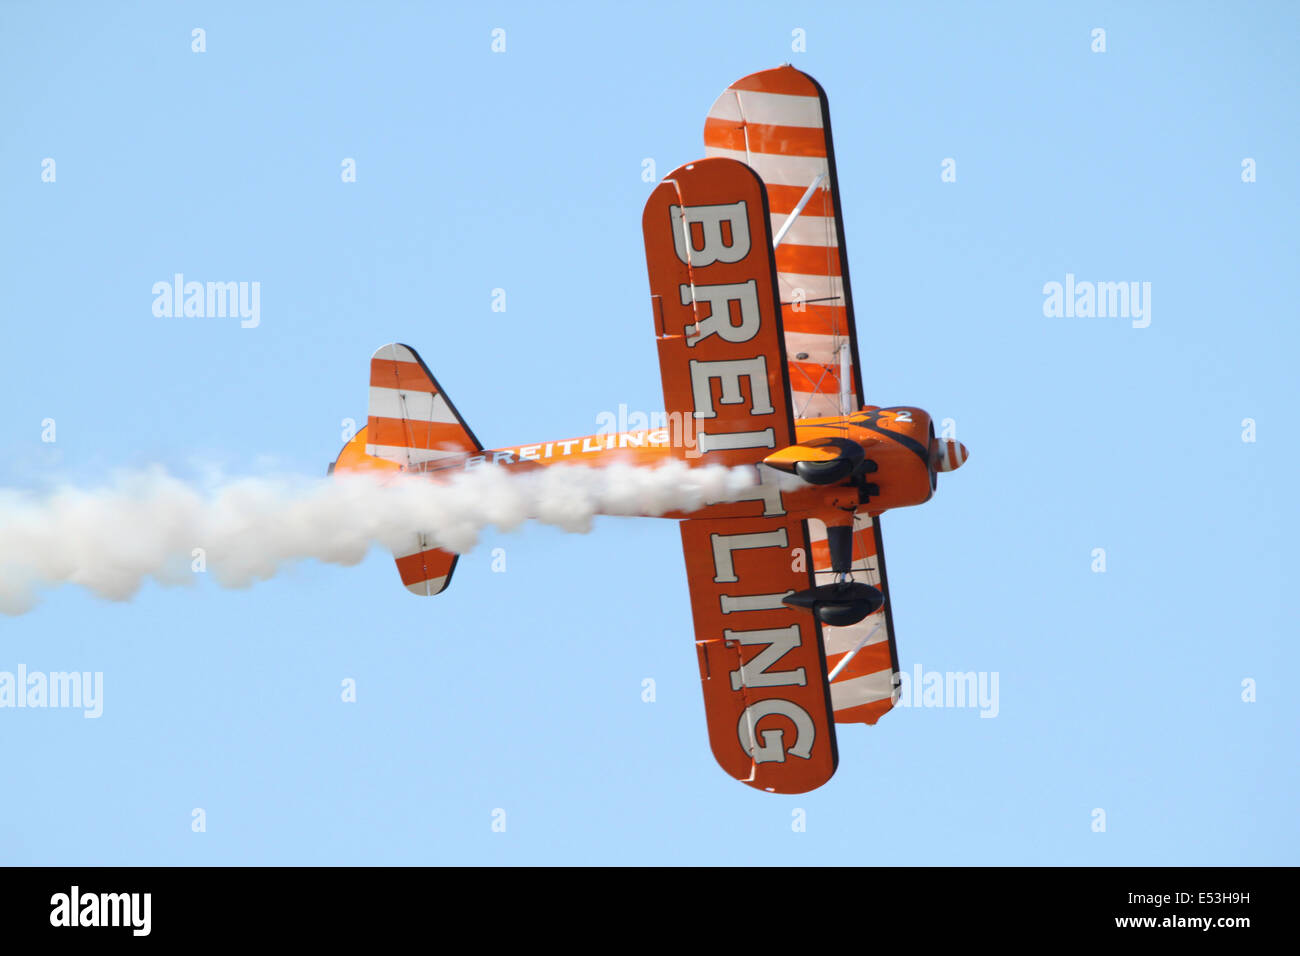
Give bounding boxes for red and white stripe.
[366,342,477,596]
[704,66,858,420]
[366,343,479,467]
[934,439,968,472]
[392,532,454,596]
[806,515,899,725]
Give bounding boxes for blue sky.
[1,1,1296,864]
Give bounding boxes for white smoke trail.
[0,462,760,616]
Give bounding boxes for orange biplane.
[331,66,968,793]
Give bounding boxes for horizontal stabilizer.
[393,534,458,597]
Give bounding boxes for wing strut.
[826,622,882,681]
[771,173,826,249]
[838,341,852,416]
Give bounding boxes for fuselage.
[335,404,963,523]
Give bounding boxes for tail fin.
[366,342,480,596]
[366,343,482,469]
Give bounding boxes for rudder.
[366,342,482,470]
[365,342,479,596]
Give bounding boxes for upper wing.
[808,514,900,724]
[642,156,797,467]
[680,514,838,793]
[704,65,862,420]
[706,68,902,723]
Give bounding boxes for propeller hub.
[932,439,969,473]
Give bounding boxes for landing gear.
[784,580,883,626]
[782,523,884,626]
[795,446,881,510]
[794,440,863,485]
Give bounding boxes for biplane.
[331,66,968,794]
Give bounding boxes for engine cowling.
[762,408,969,512]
